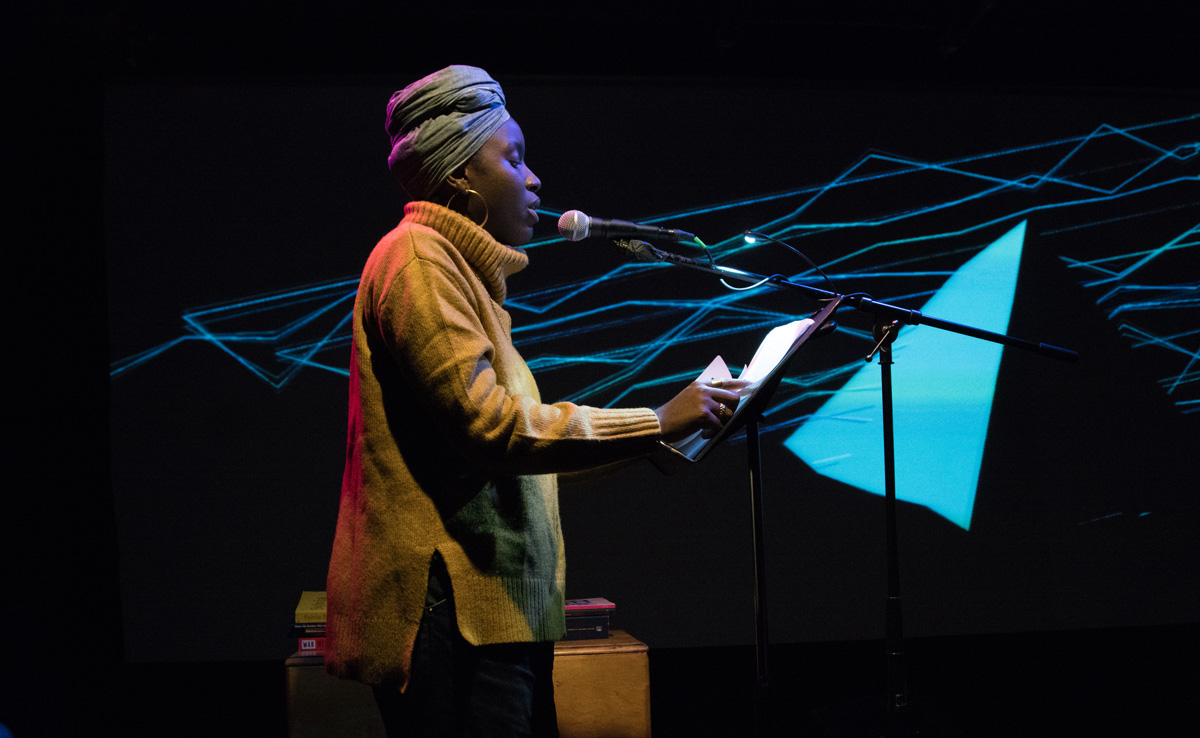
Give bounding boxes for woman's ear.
[444,164,471,194]
[434,172,468,205]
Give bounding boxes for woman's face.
[462,118,542,247]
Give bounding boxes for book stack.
[290,590,327,656]
[564,598,615,641]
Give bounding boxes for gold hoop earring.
[446,188,489,228]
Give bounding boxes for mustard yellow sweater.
[325,202,663,687]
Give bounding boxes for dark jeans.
[373,554,559,738]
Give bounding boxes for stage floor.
[84,622,1198,737]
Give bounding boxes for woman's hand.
[654,378,751,443]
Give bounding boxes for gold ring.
[717,403,727,419]
[711,378,725,389]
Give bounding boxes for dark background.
[4,2,1198,736]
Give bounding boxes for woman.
[325,65,744,737]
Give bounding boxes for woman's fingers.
[655,380,755,442]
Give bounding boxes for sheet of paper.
[739,318,815,387]
[668,355,730,457]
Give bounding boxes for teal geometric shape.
[784,221,1026,529]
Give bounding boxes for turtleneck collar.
[404,201,529,305]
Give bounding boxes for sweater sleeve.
[374,249,662,475]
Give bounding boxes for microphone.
[557,209,697,244]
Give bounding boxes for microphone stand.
[869,318,909,737]
[621,240,1077,736]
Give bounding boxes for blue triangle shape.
[784,221,1026,529]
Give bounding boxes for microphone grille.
[557,210,590,241]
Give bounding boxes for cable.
[743,230,838,294]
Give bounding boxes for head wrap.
[385,65,511,202]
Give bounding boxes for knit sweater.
[325,202,663,687]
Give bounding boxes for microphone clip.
[614,239,666,264]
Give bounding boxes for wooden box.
[285,652,385,738]
[553,630,651,738]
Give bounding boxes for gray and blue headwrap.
[385,65,511,201]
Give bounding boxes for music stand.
[624,238,1076,736]
[653,296,843,691]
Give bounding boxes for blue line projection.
[784,222,1026,530]
[110,278,359,389]
[1060,221,1200,414]
[111,114,1199,524]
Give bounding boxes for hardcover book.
[565,598,616,614]
[294,590,327,626]
[564,598,614,641]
